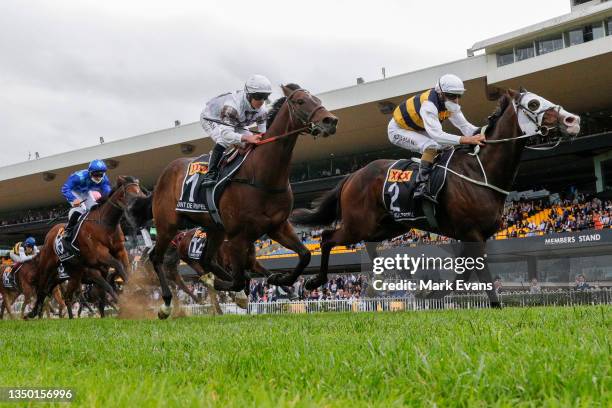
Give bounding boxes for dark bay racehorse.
[291,89,581,306]
[26,176,146,318]
[129,84,338,318]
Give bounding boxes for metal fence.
[182,288,612,316]
[5,289,611,317]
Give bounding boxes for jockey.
[199,74,272,186]
[9,237,39,264]
[61,159,112,241]
[388,74,485,203]
[3,237,39,287]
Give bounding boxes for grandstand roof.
[1,4,611,214]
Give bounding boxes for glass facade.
[495,18,610,67]
[536,35,564,55]
[497,50,514,66]
[515,43,535,61]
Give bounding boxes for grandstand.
[1,0,611,286]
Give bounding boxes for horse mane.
[484,93,513,136]
[266,83,302,128]
[95,176,139,206]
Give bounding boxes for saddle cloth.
[382,149,453,222]
[176,149,252,225]
[187,228,207,260]
[54,213,87,262]
[2,263,23,289]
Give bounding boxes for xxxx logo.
[387,169,413,183]
[188,162,209,176]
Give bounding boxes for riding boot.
[201,144,226,187]
[63,211,81,242]
[413,161,438,204]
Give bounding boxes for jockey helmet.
[435,74,466,96]
[245,74,272,100]
[24,237,36,247]
[88,160,107,184]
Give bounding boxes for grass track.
[0,306,610,407]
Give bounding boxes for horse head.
[509,88,581,140]
[282,84,338,137]
[111,175,147,209]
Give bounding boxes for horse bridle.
[106,182,142,210]
[255,88,327,145]
[485,91,566,151]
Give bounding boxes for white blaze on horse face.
[515,92,580,136]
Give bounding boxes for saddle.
[176,146,253,227]
[382,148,455,227]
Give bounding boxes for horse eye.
[527,99,540,111]
[297,99,305,105]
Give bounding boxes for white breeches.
[387,119,441,154]
[68,191,98,218]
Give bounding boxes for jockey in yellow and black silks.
[388,74,485,203]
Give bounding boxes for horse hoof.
[304,277,323,291]
[200,274,215,290]
[233,292,249,310]
[158,304,172,320]
[490,302,503,309]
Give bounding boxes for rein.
[255,88,323,146]
[440,92,568,195]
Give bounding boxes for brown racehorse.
[129,84,338,318]
[0,258,66,319]
[61,266,118,319]
[163,229,268,310]
[26,176,146,319]
[291,89,581,306]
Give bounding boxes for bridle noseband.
[486,91,567,151]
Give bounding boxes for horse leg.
[64,278,81,319]
[27,269,57,319]
[88,270,118,304]
[465,241,501,308]
[266,221,311,287]
[98,299,105,318]
[200,231,233,282]
[148,234,175,319]
[20,293,31,319]
[212,236,249,292]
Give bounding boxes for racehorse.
[163,228,270,311]
[129,84,338,318]
[60,266,119,319]
[291,89,581,306]
[75,283,116,318]
[26,176,146,319]
[0,258,66,319]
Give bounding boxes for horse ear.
[116,175,126,186]
[281,85,292,97]
[507,89,520,101]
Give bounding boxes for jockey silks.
[393,88,451,131]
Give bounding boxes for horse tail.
[291,176,348,227]
[127,192,154,228]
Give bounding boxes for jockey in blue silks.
[60,159,111,241]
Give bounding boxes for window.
[606,18,612,36]
[567,23,605,46]
[515,43,535,61]
[536,34,563,55]
[497,50,514,67]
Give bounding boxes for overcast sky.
[0,0,570,166]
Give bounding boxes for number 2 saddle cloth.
[382,148,454,222]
